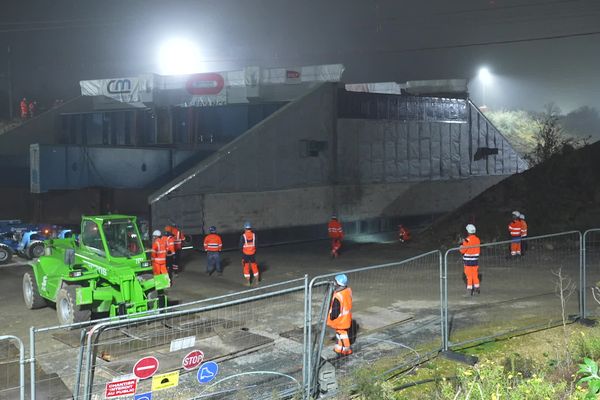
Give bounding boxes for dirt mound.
[419,140,600,247]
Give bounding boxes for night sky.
[0,0,598,115]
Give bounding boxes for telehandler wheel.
[23,270,46,309]
[27,241,45,259]
[0,244,13,265]
[57,285,91,325]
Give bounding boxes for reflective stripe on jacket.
[460,234,481,266]
[328,220,344,239]
[508,220,522,238]
[242,230,256,255]
[204,233,223,252]
[152,237,168,264]
[327,287,353,330]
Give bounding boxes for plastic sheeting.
[337,100,527,183]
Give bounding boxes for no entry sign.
[133,356,159,380]
[182,350,204,371]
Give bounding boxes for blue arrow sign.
[134,393,152,400]
[197,361,219,384]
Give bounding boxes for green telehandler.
[23,215,170,325]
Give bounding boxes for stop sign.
[182,350,204,371]
[133,356,159,380]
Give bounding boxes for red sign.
[133,356,159,380]
[286,70,301,79]
[186,73,225,95]
[182,350,204,371]
[105,378,137,398]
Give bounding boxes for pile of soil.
[419,140,600,247]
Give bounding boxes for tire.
[0,244,13,265]
[56,285,91,325]
[27,241,45,260]
[23,271,46,309]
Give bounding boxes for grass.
[341,321,600,399]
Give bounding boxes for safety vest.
[508,220,522,238]
[328,220,343,239]
[242,230,256,255]
[520,220,528,237]
[328,287,353,330]
[165,226,184,250]
[165,235,175,254]
[204,233,223,252]
[152,237,167,265]
[460,234,480,266]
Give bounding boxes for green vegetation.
[340,323,600,399]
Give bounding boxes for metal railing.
[0,335,25,400]
[81,279,308,400]
[28,277,305,400]
[583,229,600,318]
[306,250,443,398]
[443,231,582,350]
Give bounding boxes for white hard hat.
[152,230,161,237]
[512,210,520,217]
[520,213,525,220]
[466,224,476,234]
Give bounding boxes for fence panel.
[83,281,307,400]
[584,229,600,318]
[445,231,581,349]
[0,335,25,400]
[28,278,305,400]
[307,251,443,398]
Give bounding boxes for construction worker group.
[509,211,528,256]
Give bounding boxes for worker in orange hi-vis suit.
[460,224,481,296]
[239,222,259,286]
[327,216,344,258]
[519,213,528,256]
[327,274,353,356]
[20,98,28,120]
[508,211,522,256]
[398,224,411,243]
[164,224,185,272]
[151,230,169,278]
[164,231,176,281]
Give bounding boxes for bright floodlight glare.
[157,38,202,75]
[478,67,492,84]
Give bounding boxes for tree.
[525,103,582,166]
[484,109,540,155]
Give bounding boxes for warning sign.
[133,356,159,380]
[151,370,180,391]
[105,378,137,398]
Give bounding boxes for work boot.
[470,288,474,296]
[245,279,251,287]
[475,287,481,295]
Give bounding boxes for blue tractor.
[0,221,71,264]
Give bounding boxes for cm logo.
[107,79,132,94]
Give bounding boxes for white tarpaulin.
[79,64,345,106]
[80,76,153,103]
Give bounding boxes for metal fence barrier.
[13,228,600,399]
[0,335,25,400]
[444,231,582,350]
[81,279,308,400]
[28,278,305,400]
[306,250,443,398]
[583,229,600,318]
